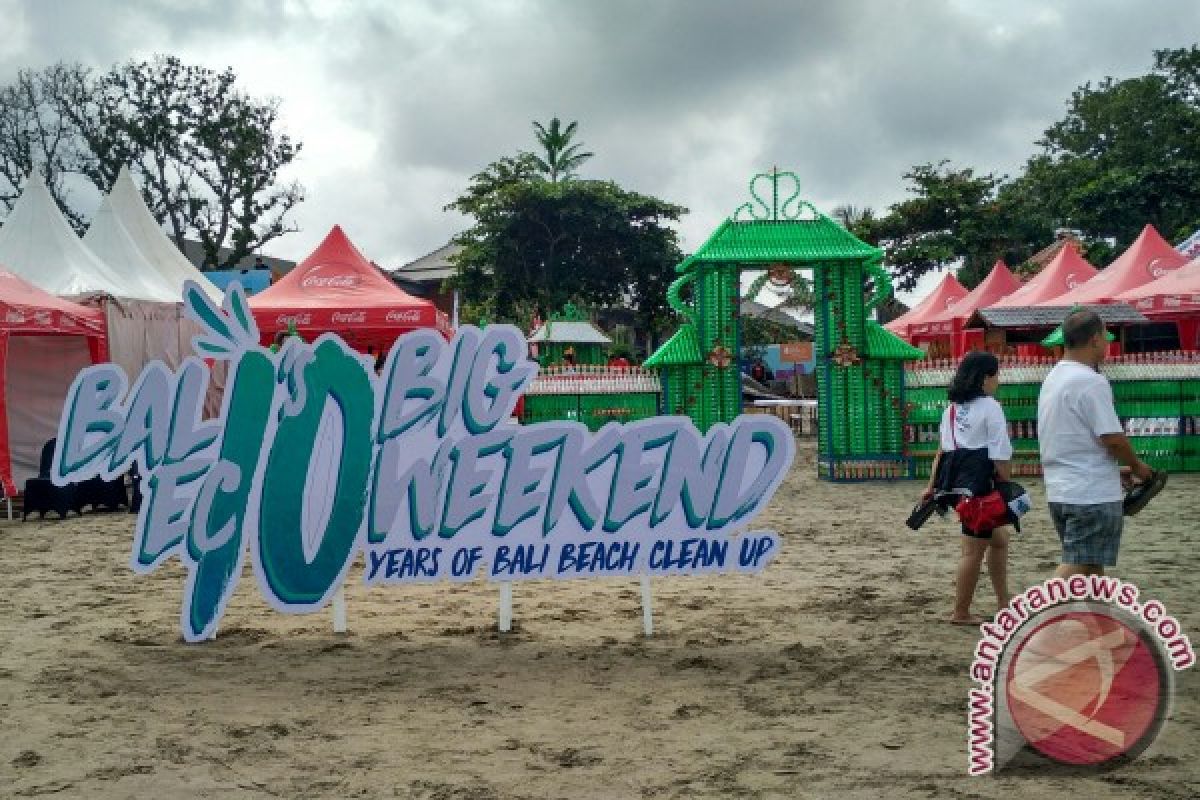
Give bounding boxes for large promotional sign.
[52,284,794,642]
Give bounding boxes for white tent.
[105,166,222,301]
[0,173,193,380]
[0,174,174,301]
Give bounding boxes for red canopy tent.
[912,261,1021,357]
[884,273,968,339]
[990,243,1098,307]
[1038,224,1189,306]
[0,269,107,496]
[249,225,451,352]
[1114,256,1200,349]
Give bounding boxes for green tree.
[870,162,1052,290]
[529,117,593,183]
[447,158,685,332]
[831,204,879,244]
[1016,45,1200,251]
[0,57,304,266]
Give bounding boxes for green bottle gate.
[646,170,923,481]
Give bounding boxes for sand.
[1,439,1196,799]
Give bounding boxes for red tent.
[884,273,968,338]
[1038,224,1190,306]
[1113,256,1200,349]
[0,269,107,495]
[912,262,1017,357]
[990,243,1098,307]
[1115,256,1200,312]
[249,225,450,352]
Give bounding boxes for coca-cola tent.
[1038,224,1190,306]
[1114,256,1200,350]
[884,273,967,339]
[249,225,450,352]
[911,261,1021,356]
[990,243,1098,307]
[0,270,106,496]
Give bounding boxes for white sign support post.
[498,583,513,632]
[332,585,348,633]
[640,575,654,635]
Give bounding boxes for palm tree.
[531,117,593,183]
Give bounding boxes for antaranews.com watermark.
[968,576,1194,775]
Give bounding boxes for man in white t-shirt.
[1038,310,1153,577]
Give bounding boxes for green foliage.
[870,162,1052,290]
[0,56,303,267]
[447,127,685,332]
[741,315,798,348]
[529,117,593,183]
[869,45,1200,291]
[1016,45,1200,250]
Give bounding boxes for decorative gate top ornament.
[52,283,795,642]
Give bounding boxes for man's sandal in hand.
[1123,470,1168,517]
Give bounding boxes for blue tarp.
[205,269,272,296]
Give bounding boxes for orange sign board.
[779,341,812,362]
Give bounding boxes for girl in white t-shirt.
[920,352,1014,624]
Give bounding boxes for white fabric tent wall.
[90,171,227,410]
[6,335,92,487]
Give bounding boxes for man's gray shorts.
[1048,501,1124,566]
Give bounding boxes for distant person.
[254,256,267,270]
[750,359,768,383]
[921,352,1013,624]
[1038,310,1155,578]
[561,348,577,371]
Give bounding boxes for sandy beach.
[1,439,1196,799]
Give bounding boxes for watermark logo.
[968,576,1193,775]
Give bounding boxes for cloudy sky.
[3,0,1198,303]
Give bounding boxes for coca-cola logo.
[276,314,311,326]
[1147,258,1177,279]
[1163,296,1182,308]
[331,311,366,324]
[33,311,51,326]
[300,269,357,289]
[5,310,25,324]
[386,309,423,323]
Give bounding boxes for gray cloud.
[2,0,1198,271]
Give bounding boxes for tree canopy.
[447,120,685,332]
[0,56,303,268]
[870,45,1200,290]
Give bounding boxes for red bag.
[955,491,1010,534]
